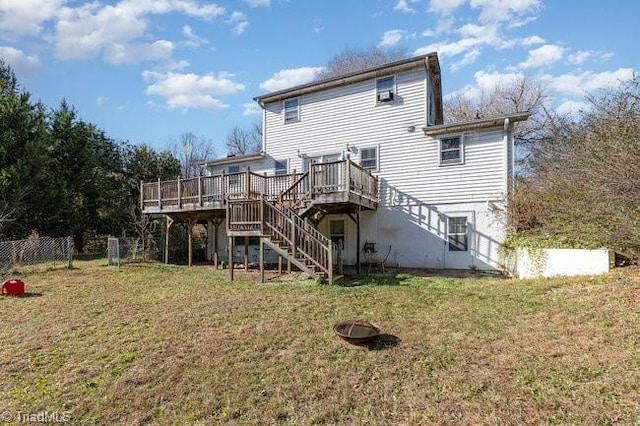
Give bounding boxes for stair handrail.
[278,170,311,206]
[280,205,330,245]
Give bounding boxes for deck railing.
[140,158,379,212]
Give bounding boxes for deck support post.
[214,218,220,269]
[356,206,361,274]
[348,209,362,274]
[244,236,249,271]
[259,238,265,283]
[229,236,234,281]
[165,216,174,264]
[187,219,193,267]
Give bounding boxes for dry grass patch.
[0,261,638,425]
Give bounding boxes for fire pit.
[333,320,380,344]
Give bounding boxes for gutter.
[422,112,530,137]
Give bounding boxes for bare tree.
[171,132,216,178]
[315,46,407,81]
[444,76,553,171]
[507,77,640,259]
[225,123,262,155]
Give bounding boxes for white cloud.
[182,25,209,48]
[520,35,545,46]
[0,46,40,75]
[242,102,261,115]
[429,0,465,15]
[229,11,248,35]
[445,70,524,101]
[422,16,455,36]
[52,0,223,63]
[541,68,634,96]
[105,40,175,64]
[96,96,109,106]
[416,22,508,59]
[556,99,589,116]
[0,0,63,38]
[451,48,481,71]
[142,70,245,110]
[243,0,270,7]
[379,30,406,48]
[518,44,564,68]
[394,0,420,13]
[259,67,324,92]
[470,0,541,24]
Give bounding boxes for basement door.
[443,212,474,269]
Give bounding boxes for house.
[140,53,529,281]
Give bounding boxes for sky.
[1,0,637,157]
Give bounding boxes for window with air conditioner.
[376,76,395,103]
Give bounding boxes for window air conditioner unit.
[377,90,393,102]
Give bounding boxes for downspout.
[503,117,511,196]
[256,99,267,153]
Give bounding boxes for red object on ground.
[2,279,25,296]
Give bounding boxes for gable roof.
[253,53,442,122]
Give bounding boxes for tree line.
[0,61,181,252]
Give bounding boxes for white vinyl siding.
[263,67,509,206]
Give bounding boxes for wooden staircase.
[228,199,336,283]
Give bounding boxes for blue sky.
[1,0,637,157]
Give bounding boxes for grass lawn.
[0,261,638,425]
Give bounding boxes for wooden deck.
[140,159,379,215]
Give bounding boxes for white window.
[227,165,240,185]
[360,146,378,171]
[439,136,464,165]
[448,217,468,251]
[274,159,288,176]
[376,76,395,103]
[284,98,299,123]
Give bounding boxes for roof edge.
[254,53,438,105]
[422,112,531,137]
[196,152,265,167]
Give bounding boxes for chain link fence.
[0,236,73,272]
[107,237,142,267]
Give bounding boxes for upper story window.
[283,98,299,123]
[376,76,395,103]
[360,146,378,171]
[439,136,464,165]
[274,159,288,176]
